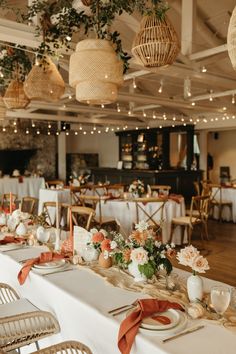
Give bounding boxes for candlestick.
[9,192,12,214]
[56,199,59,231]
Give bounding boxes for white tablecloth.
[0,177,45,198]
[0,247,235,354]
[97,199,186,244]
[212,187,235,222]
[38,189,71,224]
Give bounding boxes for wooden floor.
[172,219,236,287]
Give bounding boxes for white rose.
[130,247,149,265]
[110,240,117,250]
[90,228,99,235]
[100,229,107,237]
[135,220,148,232]
[191,255,210,273]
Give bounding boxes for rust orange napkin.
[18,252,65,285]
[0,236,25,245]
[118,299,183,354]
[168,194,183,204]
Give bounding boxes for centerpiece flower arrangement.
[128,179,145,198]
[88,228,117,264]
[176,245,210,302]
[112,221,175,281]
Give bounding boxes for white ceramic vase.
[82,246,99,262]
[187,274,203,302]
[16,222,27,236]
[128,262,147,282]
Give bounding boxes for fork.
[108,300,137,315]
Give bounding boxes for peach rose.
[92,232,104,244]
[177,245,199,267]
[130,230,148,246]
[101,238,111,251]
[130,247,149,265]
[192,255,210,273]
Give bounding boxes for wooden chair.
[206,183,233,222]
[45,180,64,189]
[133,197,167,239]
[104,184,125,197]
[78,194,119,231]
[20,196,38,214]
[42,201,57,227]
[0,283,60,352]
[149,185,171,196]
[31,340,93,354]
[169,195,210,245]
[193,181,200,196]
[69,205,95,230]
[1,193,17,208]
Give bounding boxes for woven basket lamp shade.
[0,96,6,120]
[69,39,124,105]
[24,57,65,102]
[227,6,236,70]
[132,14,180,68]
[3,79,30,109]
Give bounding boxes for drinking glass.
[210,286,231,318]
[230,287,236,309]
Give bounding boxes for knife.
[162,325,205,343]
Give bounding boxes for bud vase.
[128,262,147,282]
[98,251,112,268]
[187,274,203,302]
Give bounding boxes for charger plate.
[34,259,66,269]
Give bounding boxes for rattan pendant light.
[132,14,180,68]
[3,79,30,109]
[69,39,123,105]
[24,57,65,102]
[227,5,236,70]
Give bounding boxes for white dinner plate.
[34,259,66,269]
[0,243,23,252]
[140,309,180,330]
[139,311,187,336]
[32,262,69,274]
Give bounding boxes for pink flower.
[130,247,149,265]
[101,238,111,251]
[176,245,199,267]
[92,232,104,244]
[191,255,210,273]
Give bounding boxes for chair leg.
[35,341,40,351]
[180,225,185,245]
[186,226,192,245]
[169,223,176,244]
[203,220,209,240]
[219,204,222,222]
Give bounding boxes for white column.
[198,131,208,179]
[58,132,66,181]
[181,0,196,55]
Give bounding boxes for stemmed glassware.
[210,286,231,318]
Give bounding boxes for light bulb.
[133,78,137,89]
[201,66,207,73]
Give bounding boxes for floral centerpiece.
[128,179,145,198]
[112,221,175,282]
[87,228,117,266]
[177,245,210,302]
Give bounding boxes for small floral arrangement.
[128,179,145,197]
[89,228,117,260]
[112,221,175,279]
[177,245,210,275]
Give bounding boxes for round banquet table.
[212,187,236,222]
[0,177,45,198]
[97,198,186,245]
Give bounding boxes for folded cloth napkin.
[118,299,183,354]
[0,236,25,245]
[168,194,183,204]
[18,252,65,285]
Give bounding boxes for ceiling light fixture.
[201,66,207,73]
[132,77,137,89]
[117,103,121,112]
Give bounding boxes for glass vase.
[128,261,147,282]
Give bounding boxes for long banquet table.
[0,177,45,199]
[0,246,235,354]
[97,198,186,244]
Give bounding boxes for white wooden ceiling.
[1,0,236,132]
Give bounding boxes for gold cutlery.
[108,300,137,315]
[162,325,205,343]
[41,268,76,276]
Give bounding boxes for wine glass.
[210,286,231,318]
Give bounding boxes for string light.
[191,101,195,106]
[36,129,40,135]
[232,95,235,104]
[93,126,97,131]
[91,131,94,134]
[13,120,17,126]
[172,115,176,121]
[143,110,146,117]
[31,121,35,128]
[101,104,105,108]
[56,131,60,135]
[117,103,121,112]
[47,131,51,135]
[223,106,227,111]
[26,129,29,134]
[68,95,72,100]
[48,123,51,129]
[132,77,137,89]
[209,90,213,101]
[2,127,6,132]
[66,131,69,135]
[152,112,156,119]
[201,66,207,73]
[79,125,83,130]
[98,130,101,134]
[14,128,17,133]
[135,126,139,130]
[74,131,78,135]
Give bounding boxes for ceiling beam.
[189,44,228,61]
[181,0,196,56]
[6,110,146,127]
[190,88,236,102]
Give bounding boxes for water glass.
[210,286,231,317]
[166,273,179,291]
